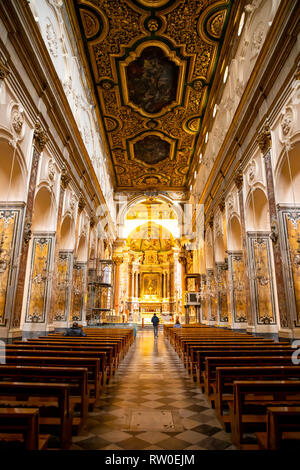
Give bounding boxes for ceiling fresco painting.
[126,46,178,115]
[134,134,170,165]
[70,0,234,191]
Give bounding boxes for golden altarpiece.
[120,222,179,324]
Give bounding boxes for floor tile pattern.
[71,329,236,450]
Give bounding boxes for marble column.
[169,254,175,314]
[208,216,217,323]
[257,124,290,330]
[178,252,187,316]
[128,261,133,316]
[234,169,254,327]
[112,255,123,314]
[10,122,48,335]
[49,168,71,326]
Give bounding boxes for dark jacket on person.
[64,327,86,337]
[151,315,159,326]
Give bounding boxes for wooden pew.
[215,365,300,426]
[6,346,108,385]
[230,380,300,449]
[0,408,50,450]
[204,356,297,399]
[195,348,294,384]
[1,356,101,404]
[0,382,74,449]
[256,406,300,449]
[0,365,89,431]
[186,340,283,373]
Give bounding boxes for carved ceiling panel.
[70,0,234,190]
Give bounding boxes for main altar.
[117,207,180,324]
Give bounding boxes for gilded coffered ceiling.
[68,0,234,191]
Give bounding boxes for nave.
[71,329,234,451]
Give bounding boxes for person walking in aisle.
[151,313,160,338]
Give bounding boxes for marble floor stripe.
[71,329,236,450]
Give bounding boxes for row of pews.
[164,324,300,450]
[0,327,134,450]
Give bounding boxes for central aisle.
[72,329,235,450]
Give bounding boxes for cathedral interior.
[0,0,299,453]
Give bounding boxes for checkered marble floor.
[71,329,236,450]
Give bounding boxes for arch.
[60,214,75,250]
[120,196,182,241]
[275,142,300,204]
[245,187,270,231]
[32,186,57,231]
[0,137,27,201]
[227,215,242,251]
[77,234,88,262]
[117,193,183,228]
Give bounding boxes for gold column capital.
[112,255,123,265]
[234,167,243,190]
[257,121,271,154]
[78,193,86,213]
[33,121,49,153]
[0,60,10,81]
[60,166,71,190]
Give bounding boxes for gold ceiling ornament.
[206,9,227,39]
[135,0,170,8]
[70,0,233,190]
